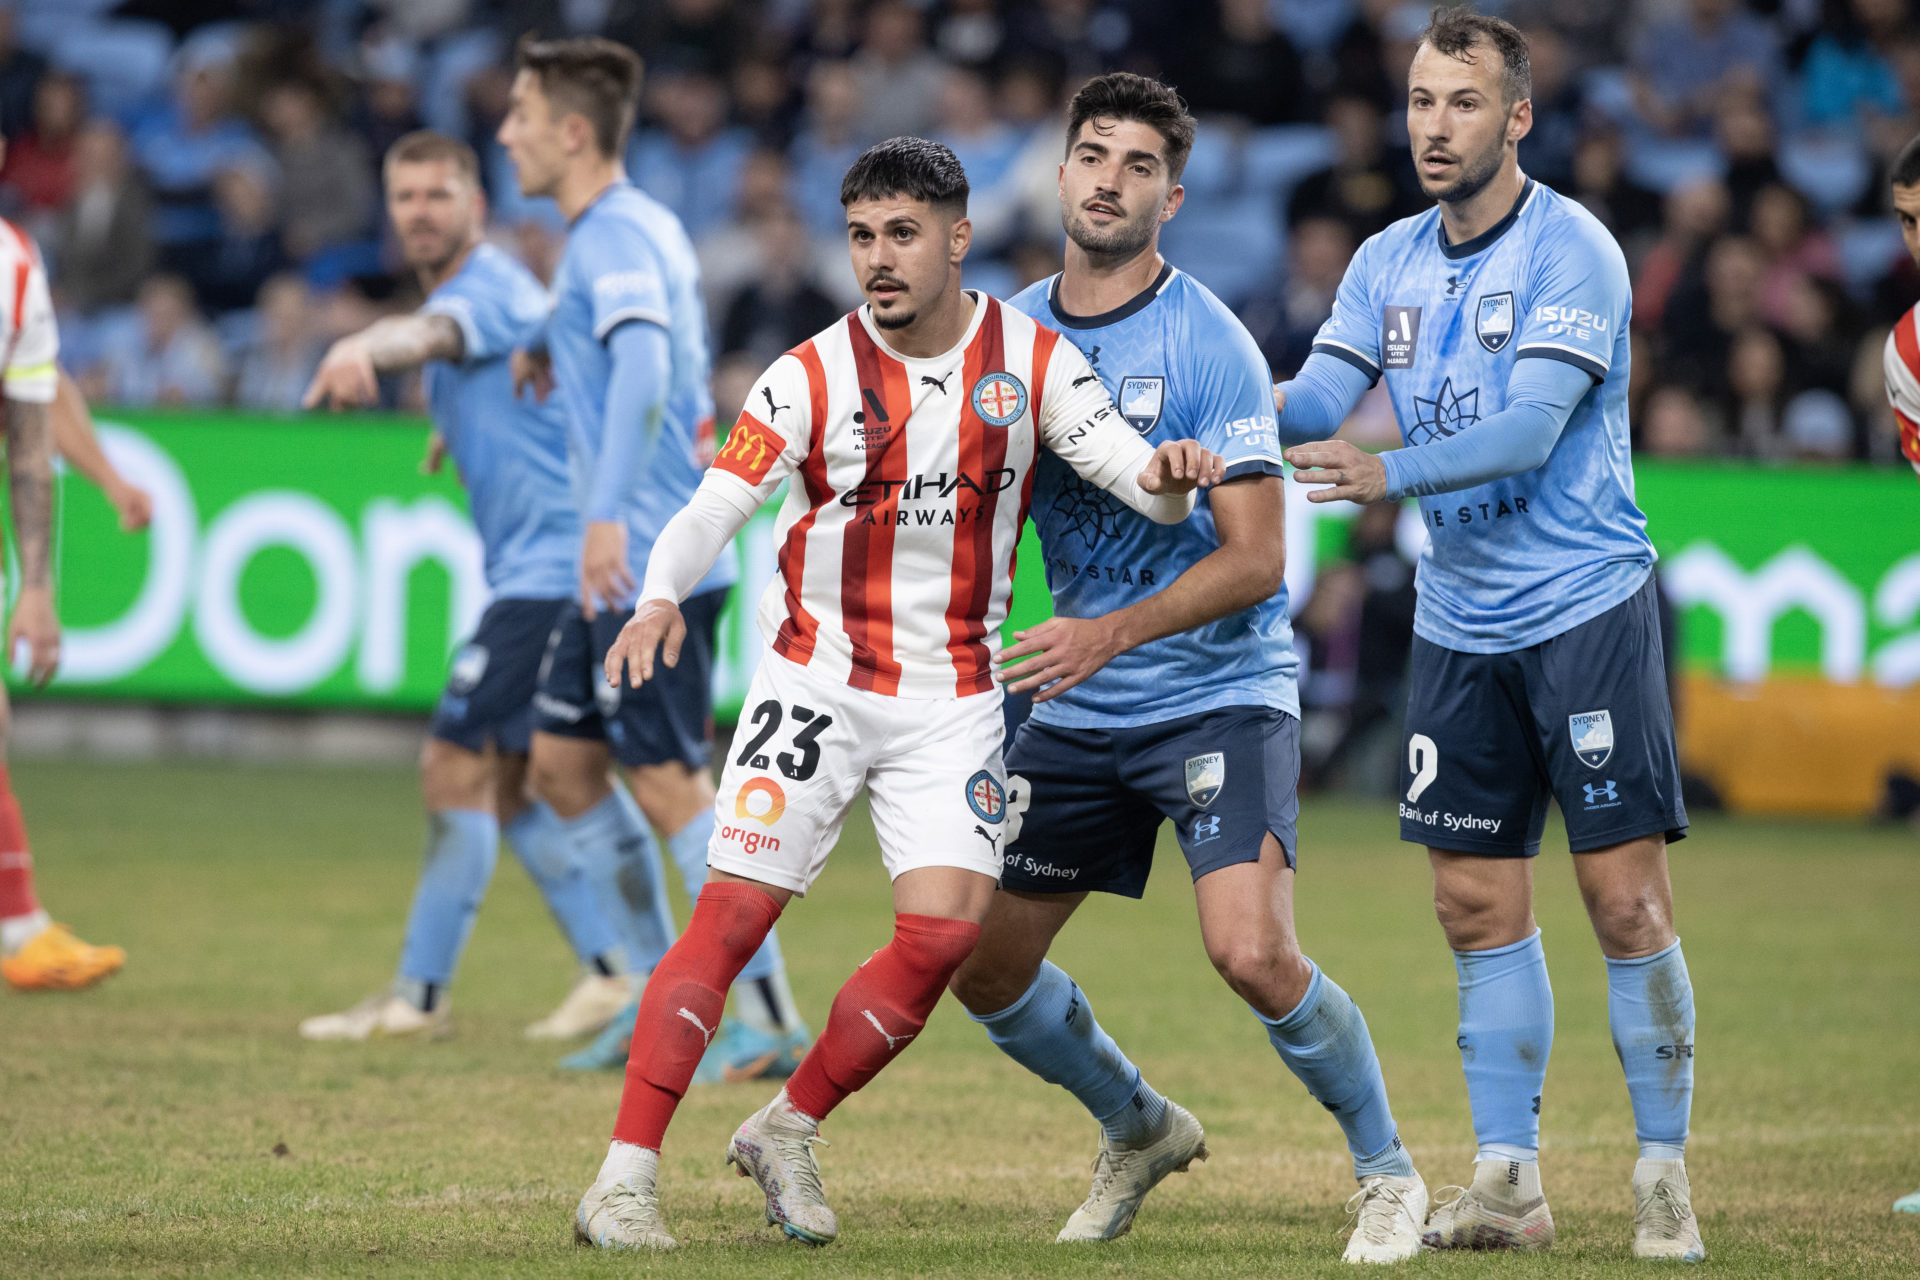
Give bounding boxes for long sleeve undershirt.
[585,320,670,524]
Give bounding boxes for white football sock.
[1,907,51,955]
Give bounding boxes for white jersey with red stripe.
[0,220,56,405]
[711,292,1176,699]
[1886,302,1920,480]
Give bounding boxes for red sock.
[0,765,39,920]
[610,881,783,1150]
[784,913,981,1121]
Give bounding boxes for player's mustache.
[866,275,908,292]
[1082,196,1124,217]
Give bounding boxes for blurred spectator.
[1662,234,1766,398]
[1630,0,1779,140]
[1171,0,1309,127]
[629,68,752,240]
[612,0,752,79]
[1004,0,1137,87]
[259,80,375,261]
[789,60,864,239]
[1780,276,1860,398]
[1714,93,1784,225]
[933,0,1007,70]
[0,4,45,139]
[131,43,273,259]
[1,71,83,221]
[730,52,796,148]
[1634,178,1731,334]
[1564,129,1663,250]
[1517,26,1586,188]
[184,164,288,314]
[351,37,427,163]
[232,273,324,411]
[1302,502,1417,793]
[1287,96,1422,241]
[1243,215,1357,374]
[47,121,154,315]
[1642,385,1720,456]
[1799,0,1909,131]
[1724,325,1788,456]
[718,204,841,370]
[1749,183,1841,329]
[1326,0,1408,111]
[934,66,1023,249]
[851,2,943,142]
[1781,388,1857,460]
[87,274,227,407]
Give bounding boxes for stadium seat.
[1623,136,1727,195]
[1242,125,1337,202]
[1779,130,1872,217]
[1161,194,1282,308]
[1177,125,1241,199]
[1836,219,1905,298]
[13,0,122,54]
[48,20,175,123]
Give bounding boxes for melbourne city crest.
[970,372,1027,427]
[1120,376,1164,432]
[1476,291,1514,353]
[1569,709,1614,769]
[1185,752,1225,808]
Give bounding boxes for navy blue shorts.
[428,597,570,756]
[998,706,1301,898]
[531,589,724,770]
[1399,575,1688,857]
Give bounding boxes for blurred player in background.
[498,37,806,1078]
[0,196,124,991]
[1879,130,1920,1216]
[576,137,1219,1252]
[297,131,641,1044]
[1276,10,1701,1260]
[945,74,1427,1263]
[53,373,153,534]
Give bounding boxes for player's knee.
[528,749,597,816]
[420,740,489,812]
[1431,883,1524,951]
[1207,937,1306,1009]
[947,950,1034,1016]
[1588,884,1672,956]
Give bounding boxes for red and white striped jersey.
[1888,303,1920,481]
[711,293,1171,698]
[0,220,56,405]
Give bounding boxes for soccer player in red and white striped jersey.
[570,137,1222,1251]
[1883,135,1920,488]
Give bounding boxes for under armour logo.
[761,386,789,419]
[920,372,952,394]
[1086,345,1101,367]
[677,1007,717,1045]
[1582,780,1618,806]
[1192,814,1222,844]
[862,1009,914,1051]
[973,824,1001,854]
[1445,275,1462,296]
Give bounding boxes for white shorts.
[706,652,1009,895]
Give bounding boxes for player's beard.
[1065,205,1157,261]
[1424,128,1507,206]
[870,300,918,330]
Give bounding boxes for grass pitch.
[1,758,1916,1278]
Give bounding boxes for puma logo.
[1071,373,1100,388]
[973,824,1001,854]
[920,372,952,394]
[761,386,789,419]
[861,1009,914,1051]
[677,1007,717,1045]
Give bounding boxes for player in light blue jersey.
[498,37,805,1077]
[1274,12,1702,1261]
[297,132,655,1046]
[944,74,1427,1263]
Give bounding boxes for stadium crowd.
[0,0,1914,464]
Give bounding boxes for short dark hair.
[514,34,643,159]
[839,136,969,214]
[1893,132,1920,188]
[1065,72,1195,185]
[384,130,480,184]
[1417,6,1531,108]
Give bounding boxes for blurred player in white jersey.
[1881,132,1920,1216]
[572,137,1221,1251]
[0,167,124,992]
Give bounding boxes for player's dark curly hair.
[839,136,970,214]
[1893,133,1920,188]
[515,34,643,159]
[1418,6,1531,109]
[1065,72,1195,185]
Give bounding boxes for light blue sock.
[563,790,676,973]
[502,802,625,972]
[1607,938,1694,1161]
[667,807,786,988]
[396,808,498,997]
[970,961,1168,1144]
[1455,930,1555,1163]
[1258,960,1414,1178]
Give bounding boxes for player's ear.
[1161,183,1185,224]
[1507,97,1533,146]
[949,214,972,266]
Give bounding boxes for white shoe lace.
[1427,1184,1469,1219]
[765,1121,830,1208]
[601,1180,665,1237]
[1345,1177,1413,1247]
[1636,1179,1691,1239]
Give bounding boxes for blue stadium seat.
[49,20,174,123]
[1177,126,1240,198]
[1242,125,1336,202]
[1778,131,1872,217]
[1623,136,1726,195]
[14,0,122,54]
[1836,219,1904,298]
[1161,194,1282,309]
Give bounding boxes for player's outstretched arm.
[302,313,466,411]
[1271,351,1375,448]
[999,474,1284,701]
[1038,343,1211,523]
[52,370,150,531]
[5,394,58,685]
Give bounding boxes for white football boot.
[1342,1173,1429,1263]
[1421,1160,1555,1252]
[726,1089,838,1245]
[525,973,633,1040]
[575,1145,677,1251]
[1057,1100,1209,1242]
[298,993,450,1042]
[1632,1158,1706,1262]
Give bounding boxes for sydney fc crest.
[1119,376,1164,432]
[1185,753,1225,808]
[1476,291,1515,353]
[970,372,1027,427]
[448,643,489,694]
[1570,710,1614,769]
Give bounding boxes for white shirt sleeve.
[1035,337,1194,524]
[1884,320,1920,478]
[5,246,58,405]
[638,472,764,605]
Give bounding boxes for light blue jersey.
[1011,264,1300,728]
[547,181,735,605]
[420,243,577,600]
[1309,178,1653,653]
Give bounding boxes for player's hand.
[580,520,633,619]
[8,586,59,686]
[420,431,447,476]
[1138,438,1224,495]
[995,615,1124,703]
[1283,439,1389,505]
[1272,383,1287,416]
[605,599,686,689]
[301,336,379,410]
[106,480,153,532]
[512,348,554,402]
